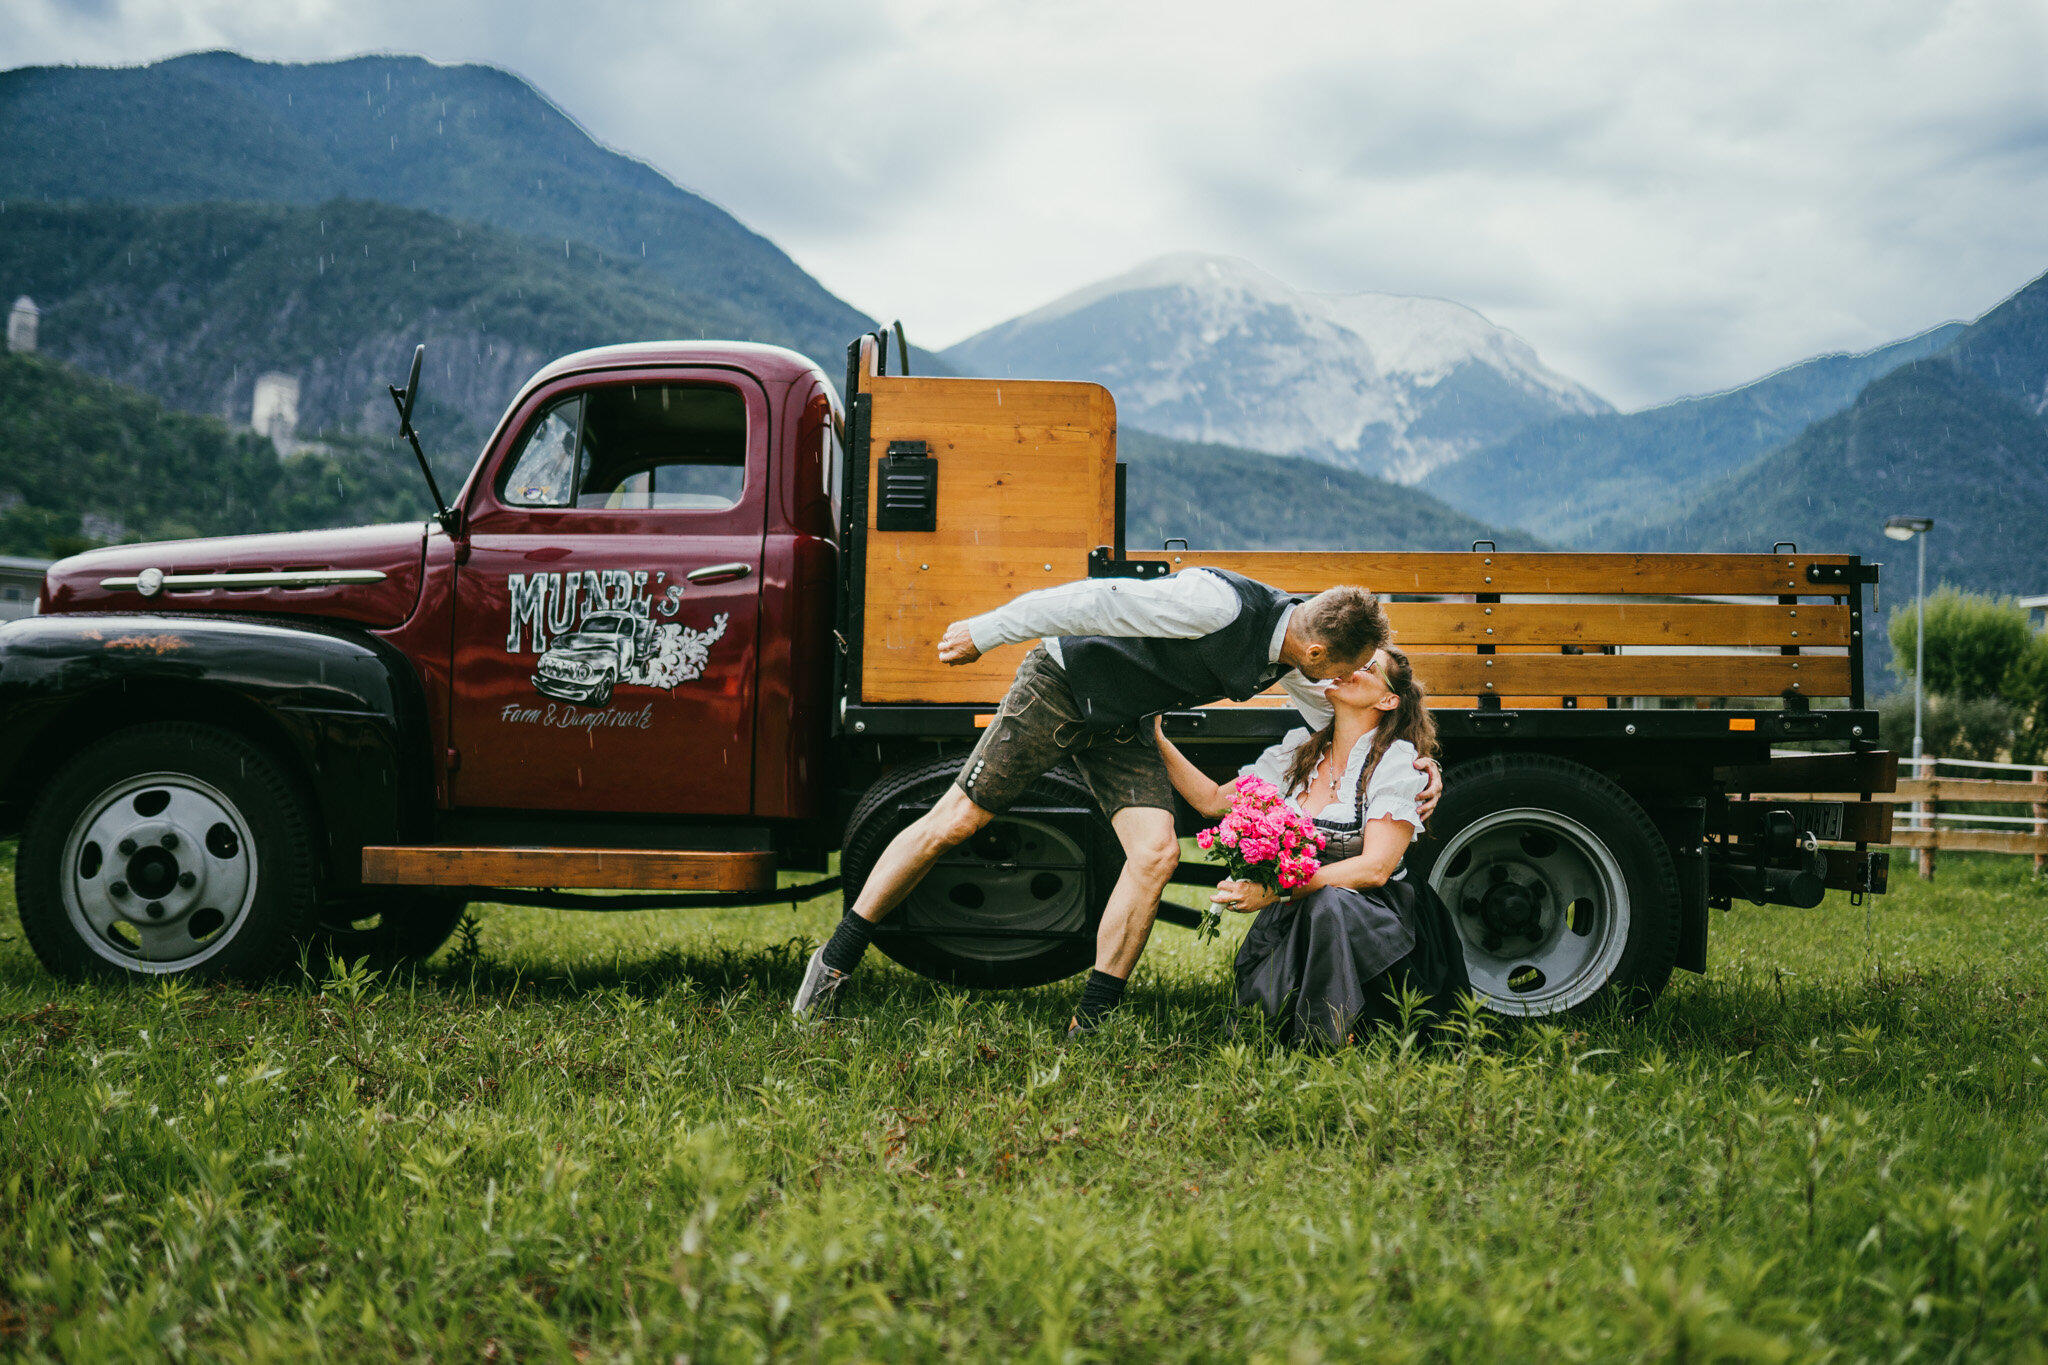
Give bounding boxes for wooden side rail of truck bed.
[836,336,1872,720]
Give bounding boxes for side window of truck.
[499,383,748,512]
[501,396,584,506]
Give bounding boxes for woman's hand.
[1212,878,1281,914]
[1413,756,1444,819]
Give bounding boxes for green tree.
[1888,588,2036,701]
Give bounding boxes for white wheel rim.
[59,772,261,973]
[1429,806,1631,1014]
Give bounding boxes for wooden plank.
[1168,551,1853,597]
[362,847,776,891]
[1717,749,1896,794]
[1898,777,2048,803]
[1387,601,1849,647]
[860,376,1115,704]
[1409,651,1852,698]
[1724,800,1894,844]
[1890,829,2048,855]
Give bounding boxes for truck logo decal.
[504,570,729,709]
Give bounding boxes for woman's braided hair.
[1283,646,1439,824]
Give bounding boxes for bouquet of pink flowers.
[1192,776,1326,938]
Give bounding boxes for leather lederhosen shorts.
[954,645,1178,818]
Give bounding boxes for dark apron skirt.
[1233,877,1471,1047]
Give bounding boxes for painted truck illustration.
[0,332,1895,1016]
[532,610,655,706]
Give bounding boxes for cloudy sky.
[8,0,2045,409]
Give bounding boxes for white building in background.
[0,555,48,620]
[7,297,38,353]
[251,371,301,454]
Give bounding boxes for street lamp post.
[1884,515,1935,875]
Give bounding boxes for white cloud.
[5,0,2045,407]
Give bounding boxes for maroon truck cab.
[0,343,844,979]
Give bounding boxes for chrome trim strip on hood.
[98,569,390,592]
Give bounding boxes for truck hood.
[43,522,432,630]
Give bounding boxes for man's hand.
[937,621,982,666]
[1414,756,1444,819]
[1212,878,1281,915]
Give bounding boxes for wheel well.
[7,682,320,845]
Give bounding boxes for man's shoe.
[792,947,852,1021]
[1065,1014,1094,1040]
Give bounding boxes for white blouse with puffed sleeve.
[1239,729,1426,836]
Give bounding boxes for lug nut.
[161,832,180,850]
[118,838,138,857]
[110,880,130,898]
[145,902,165,919]
[178,871,197,889]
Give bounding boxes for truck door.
[448,370,766,814]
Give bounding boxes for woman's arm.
[1153,716,1235,818]
[1298,816,1414,892]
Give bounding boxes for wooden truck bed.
[834,335,1874,750]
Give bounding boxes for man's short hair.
[1298,586,1389,663]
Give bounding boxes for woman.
[1155,646,1470,1046]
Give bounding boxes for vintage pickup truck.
[0,331,1894,1015]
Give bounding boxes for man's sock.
[1071,969,1127,1032]
[820,911,875,975]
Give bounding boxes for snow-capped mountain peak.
[943,253,1607,484]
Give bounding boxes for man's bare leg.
[1067,807,1180,1034]
[849,785,997,924]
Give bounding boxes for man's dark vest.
[1058,569,1300,731]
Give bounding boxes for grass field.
[3,846,2046,1362]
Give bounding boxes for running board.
[360,846,776,892]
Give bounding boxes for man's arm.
[940,570,1241,665]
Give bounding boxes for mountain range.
[943,253,1609,484]
[5,47,2045,649]
[1421,324,1967,545]
[1623,269,2048,595]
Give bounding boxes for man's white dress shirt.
[961,568,1333,726]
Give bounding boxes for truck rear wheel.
[16,723,320,982]
[841,755,1120,990]
[1410,753,1679,1017]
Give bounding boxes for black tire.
[17,722,320,982]
[842,754,1122,990]
[314,891,470,967]
[1409,753,1679,1018]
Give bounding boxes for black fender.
[0,613,436,893]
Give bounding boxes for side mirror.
[388,343,457,534]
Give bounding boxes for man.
[792,567,1443,1033]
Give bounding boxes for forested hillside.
[0,199,789,460]
[0,52,891,370]
[1119,429,1543,552]
[0,350,433,559]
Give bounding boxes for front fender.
[0,613,434,890]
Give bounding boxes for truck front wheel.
[1410,753,1680,1017]
[17,723,320,981]
[841,756,1122,990]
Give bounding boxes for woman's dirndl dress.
[1233,740,1471,1046]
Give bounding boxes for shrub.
[1887,588,2035,701]
[1876,691,2018,762]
